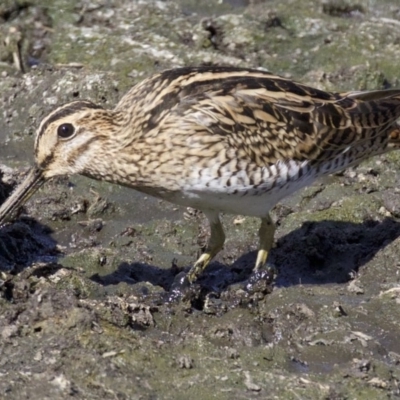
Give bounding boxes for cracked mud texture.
[1,0,400,398]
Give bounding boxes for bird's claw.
[245,264,275,294]
[167,271,197,303]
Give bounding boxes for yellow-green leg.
[243,214,276,292]
[254,214,276,271]
[187,210,225,283]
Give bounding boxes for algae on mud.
[1,0,400,399]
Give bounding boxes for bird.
[0,65,400,292]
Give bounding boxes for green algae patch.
[305,194,382,224]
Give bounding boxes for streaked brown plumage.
[1,66,400,288]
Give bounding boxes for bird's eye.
[57,123,75,139]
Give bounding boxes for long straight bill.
[0,167,45,224]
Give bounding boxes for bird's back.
[111,67,400,214]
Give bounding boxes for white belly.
[168,162,317,217]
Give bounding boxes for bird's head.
[34,100,118,178]
[0,100,119,223]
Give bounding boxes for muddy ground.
[1,0,400,398]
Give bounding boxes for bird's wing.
[175,77,400,166]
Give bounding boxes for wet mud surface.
[1,0,400,398]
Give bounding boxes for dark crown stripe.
[36,100,103,145]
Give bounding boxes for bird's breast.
[162,159,317,216]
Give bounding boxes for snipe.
[1,66,400,292]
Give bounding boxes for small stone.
[243,371,261,392]
[102,350,118,358]
[1,325,18,339]
[347,280,364,294]
[226,347,239,359]
[33,351,43,361]
[388,351,400,365]
[177,355,194,369]
[368,377,387,389]
[51,374,71,392]
[332,301,347,317]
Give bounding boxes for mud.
[1,0,400,398]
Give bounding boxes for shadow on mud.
[0,171,57,272]
[91,217,400,293]
[0,219,58,272]
[1,214,399,295]
[273,217,400,287]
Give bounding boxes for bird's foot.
[167,271,201,303]
[244,264,276,295]
[168,271,190,302]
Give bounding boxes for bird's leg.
[187,210,225,283]
[244,214,276,292]
[254,214,275,271]
[169,211,224,301]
